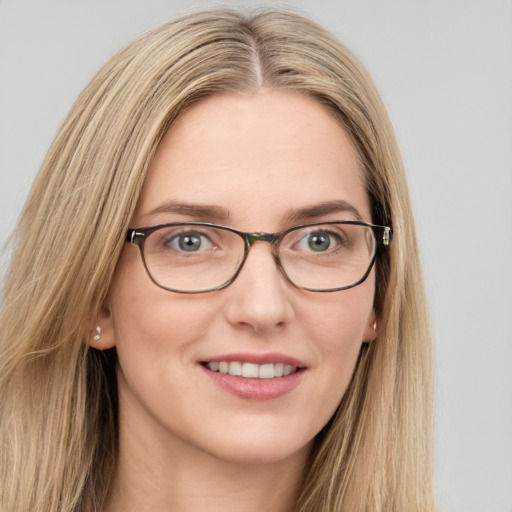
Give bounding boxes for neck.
[103,417,310,512]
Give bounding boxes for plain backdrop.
[1,1,511,510]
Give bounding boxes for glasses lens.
[142,224,245,292]
[279,223,376,291]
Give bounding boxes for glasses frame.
[126,220,393,293]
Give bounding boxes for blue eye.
[297,230,340,252]
[308,232,331,251]
[168,232,213,252]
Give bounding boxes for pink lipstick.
[200,352,306,401]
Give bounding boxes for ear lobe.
[363,309,378,343]
[89,302,116,350]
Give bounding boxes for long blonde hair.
[0,8,434,511]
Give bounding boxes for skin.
[96,90,377,512]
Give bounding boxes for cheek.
[298,278,374,398]
[108,253,214,375]
[109,283,221,429]
[302,278,375,350]
[111,291,211,360]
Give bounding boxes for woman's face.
[101,90,376,465]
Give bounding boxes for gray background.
[1,1,511,510]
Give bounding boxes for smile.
[203,361,298,379]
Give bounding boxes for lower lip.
[201,366,305,401]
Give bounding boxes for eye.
[297,230,341,252]
[167,231,214,252]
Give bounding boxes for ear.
[362,308,378,343]
[89,301,116,350]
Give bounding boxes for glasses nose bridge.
[243,231,281,252]
[242,231,283,265]
[245,231,278,244]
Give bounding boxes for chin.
[195,427,315,466]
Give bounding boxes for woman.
[0,8,434,512]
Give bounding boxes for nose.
[223,242,295,334]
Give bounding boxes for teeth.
[205,361,298,379]
[259,363,274,379]
[241,362,259,378]
[229,361,242,376]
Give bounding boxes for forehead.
[135,90,370,228]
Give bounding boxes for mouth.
[199,353,307,400]
[201,361,301,379]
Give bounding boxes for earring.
[93,326,101,341]
[373,321,377,330]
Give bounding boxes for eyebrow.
[144,200,230,222]
[143,199,363,224]
[283,200,364,223]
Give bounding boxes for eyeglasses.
[126,221,392,293]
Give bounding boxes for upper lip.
[200,352,306,368]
